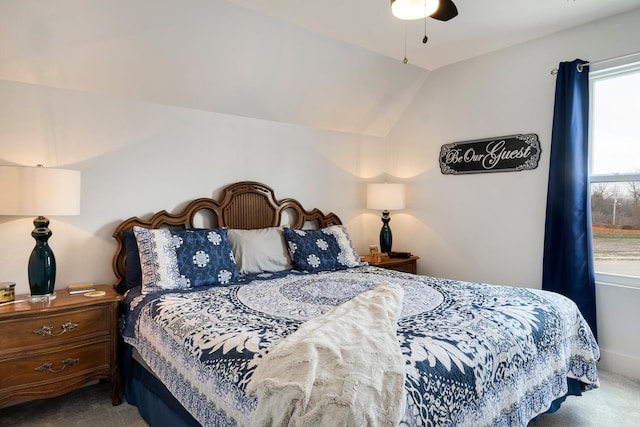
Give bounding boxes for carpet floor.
[531,369,640,427]
[0,369,638,426]
[0,381,143,427]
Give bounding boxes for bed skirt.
[121,342,586,427]
[122,343,201,427]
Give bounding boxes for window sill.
[595,272,640,290]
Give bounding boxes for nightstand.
[361,254,419,274]
[0,285,122,407]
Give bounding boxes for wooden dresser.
[0,285,122,407]
[360,254,419,274]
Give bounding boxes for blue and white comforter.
[120,266,600,427]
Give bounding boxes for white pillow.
[227,227,292,275]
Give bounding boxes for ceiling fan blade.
[431,0,458,21]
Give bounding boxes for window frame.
[589,59,640,289]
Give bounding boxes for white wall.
[387,9,640,378]
[0,0,422,293]
[0,79,386,294]
[0,0,428,297]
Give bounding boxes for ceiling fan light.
[391,0,440,20]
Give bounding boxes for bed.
[113,181,600,427]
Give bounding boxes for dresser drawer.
[389,262,417,273]
[0,340,110,391]
[0,285,122,407]
[360,255,418,274]
[0,306,111,355]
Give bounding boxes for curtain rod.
[550,51,640,75]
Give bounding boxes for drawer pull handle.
[34,357,80,373]
[33,321,78,337]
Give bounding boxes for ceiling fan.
[390,0,458,22]
[430,0,458,21]
[391,0,458,63]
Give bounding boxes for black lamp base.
[379,210,393,254]
[28,216,57,302]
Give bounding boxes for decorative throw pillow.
[282,225,363,273]
[123,230,142,290]
[133,226,239,294]
[227,227,292,275]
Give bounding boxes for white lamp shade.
[367,183,406,211]
[0,166,81,216]
[391,0,440,20]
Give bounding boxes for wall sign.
[439,134,541,175]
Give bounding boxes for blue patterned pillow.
[283,225,363,273]
[133,226,239,294]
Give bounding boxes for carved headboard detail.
[111,181,342,294]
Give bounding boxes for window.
[590,60,640,285]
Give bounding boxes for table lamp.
[0,165,81,301]
[366,183,406,254]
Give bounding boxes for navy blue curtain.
[543,59,597,340]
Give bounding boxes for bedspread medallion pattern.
[121,266,599,426]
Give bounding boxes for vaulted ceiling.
[1,0,639,137]
[228,0,640,70]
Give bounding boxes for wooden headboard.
[112,181,342,294]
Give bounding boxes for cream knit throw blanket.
[247,281,406,427]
